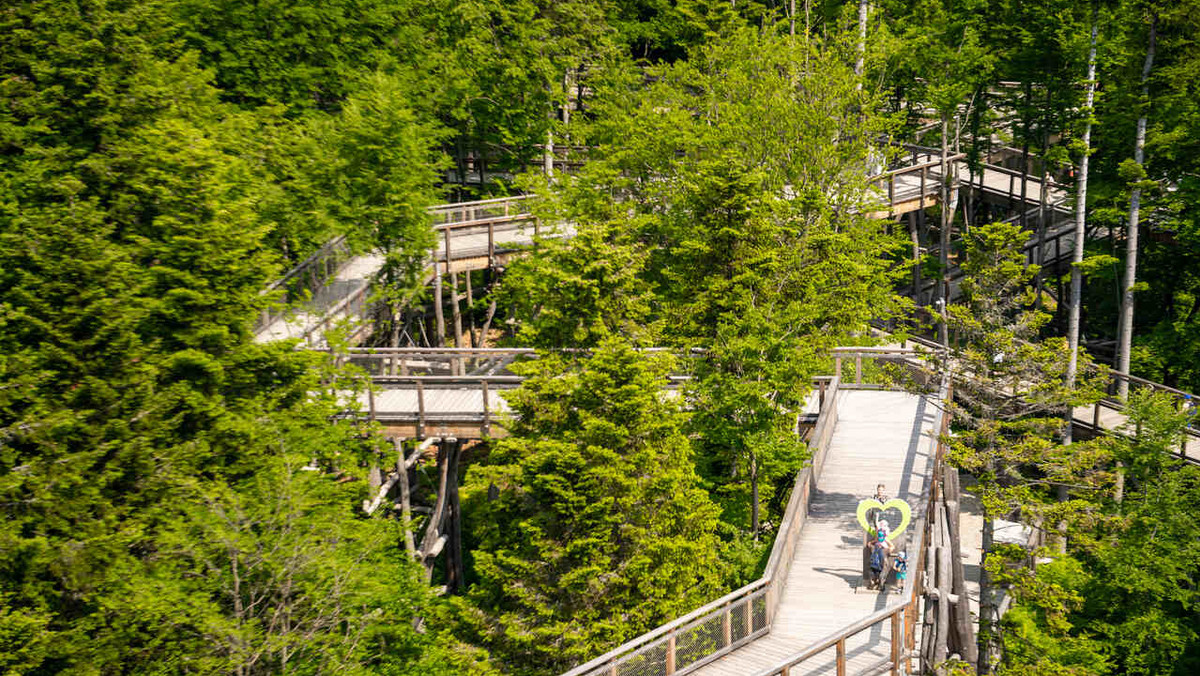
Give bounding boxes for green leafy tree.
[940,221,1108,673]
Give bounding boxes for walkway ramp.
[692,390,936,675]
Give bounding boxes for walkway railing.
[887,331,1200,462]
[560,376,843,676]
[256,235,353,335]
[750,375,951,676]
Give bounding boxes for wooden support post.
[449,270,464,354]
[665,629,676,675]
[465,270,477,350]
[367,384,376,422]
[835,356,843,380]
[431,250,445,347]
[920,167,927,207]
[891,610,902,676]
[837,638,847,676]
[819,379,827,408]
[481,379,491,437]
[935,545,951,668]
[418,441,451,583]
[416,380,426,439]
[444,438,464,593]
[855,355,863,385]
[744,597,753,635]
[488,221,496,268]
[945,469,977,667]
[722,603,732,647]
[1093,402,1101,430]
[888,175,895,206]
[395,438,416,559]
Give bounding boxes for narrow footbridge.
[255,196,569,345]
[561,350,948,676]
[257,145,1042,348]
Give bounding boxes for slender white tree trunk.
[855,0,868,87]
[1064,6,1099,445]
[940,117,951,347]
[1117,15,1157,399]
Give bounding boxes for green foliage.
[456,340,727,673]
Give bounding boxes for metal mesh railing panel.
[614,641,668,676]
[674,613,724,670]
[730,599,750,642]
[752,594,768,632]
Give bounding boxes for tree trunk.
[940,117,951,347]
[465,270,477,349]
[910,211,922,303]
[449,270,463,352]
[1019,82,1032,233]
[1064,4,1098,445]
[977,509,997,674]
[1117,15,1157,399]
[750,451,760,541]
[432,251,445,347]
[1036,85,1052,310]
[396,438,417,559]
[854,0,868,86]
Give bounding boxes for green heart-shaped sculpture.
[856,498,912,541]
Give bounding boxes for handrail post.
[890,608,901,675]
[836,638,846,676]
[665,629,676,675]
[416,380,426,439]
[722,602,732,647]
[855,355,863,385]
[488,221,496,268]
[482,379,491,437]
[744,595,753,634]
[835,356,842,380]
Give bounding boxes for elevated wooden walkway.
[254,196,570,345]
[692,389,937,676]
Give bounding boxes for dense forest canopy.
[2,0,1200,674]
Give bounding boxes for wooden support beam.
[891,610,902,676]
[396,438,416,559]
[444,438,465,593]
[481,379,491,437]
[449,269,464,356]
[416,379,426,439]
[665,629,676,675]
[431,250,445,347]
[722,603,732,647]
[944,468,977,667]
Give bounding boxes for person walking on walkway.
[868,483,888,534]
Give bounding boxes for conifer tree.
[455,340,727,673]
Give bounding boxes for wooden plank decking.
[693,390,937,676]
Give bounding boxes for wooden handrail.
[749,374,952,676]
[560,375,844,676]
[427,194,532,211]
